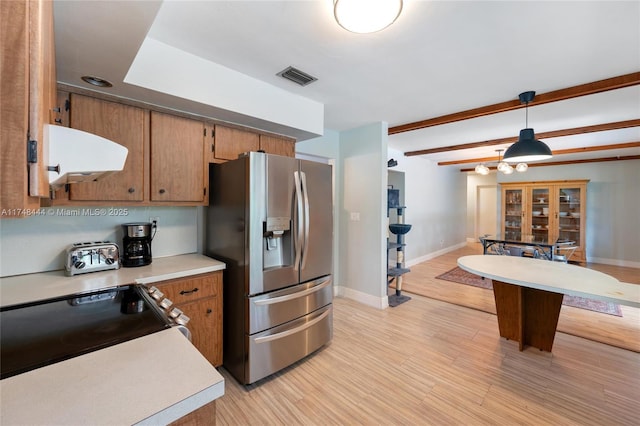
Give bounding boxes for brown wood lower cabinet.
[154,271,223,367]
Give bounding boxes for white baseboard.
[405,241,468,267]
[334,286,388,309]
[587,257,640,269]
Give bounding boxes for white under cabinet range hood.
[46,124,128,189]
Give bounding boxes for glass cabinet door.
[530,187,550,242]
[557,186,583,246]
[503,188,524,240]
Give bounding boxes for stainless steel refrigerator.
[205,152,333,385]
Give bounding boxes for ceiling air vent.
[277,66,317,86]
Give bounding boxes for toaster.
[65,241,121,276]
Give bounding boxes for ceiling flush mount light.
[334,0,403,34]
[503,91,553,163]
[81,75,113,88]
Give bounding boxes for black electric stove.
[0,285,171,380]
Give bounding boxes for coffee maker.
[121,222,154,267]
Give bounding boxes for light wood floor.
[401,243,640,352]
[216,246,640,425]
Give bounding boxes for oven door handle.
[253,278,331,306]
[253,308,330,344]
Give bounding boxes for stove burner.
[0,286,171,379]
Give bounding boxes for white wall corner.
[334,286,389,310]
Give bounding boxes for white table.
[457,255,640,351]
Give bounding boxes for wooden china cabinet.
[501,180,589,262]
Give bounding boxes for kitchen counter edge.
[0,254,226,424]
[0,253,226,307]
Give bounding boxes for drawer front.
[154,272,221,304]
[247,304,332,384]
[248,275,332,334]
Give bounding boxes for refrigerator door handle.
[293,171,304,271]
[253,308,331,344]
[300,171,310,270]
[253,278,331,306]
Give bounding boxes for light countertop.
[0,327,224,425]
[0,253,226,425]
[0,253,226,307]
[458,255,640,308]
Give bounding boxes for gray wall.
[337,123,388,307]
[0,206,199,277]
[465,159,640,266]
[388,148,467,265]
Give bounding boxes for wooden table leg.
[492,280,563,352]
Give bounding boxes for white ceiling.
[53,0,640,170]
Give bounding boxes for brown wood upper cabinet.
[259,134,295,157]
[208,125,295,162]
[65,94,146,202]
[210,125,259,161]
[1,0,56,216]
[151,112,207,202]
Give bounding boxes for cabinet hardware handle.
[206,308,212,314]
[159,189,166,194]
[179,287,199,295]
[54,118,62,123]
[128,187,135,193]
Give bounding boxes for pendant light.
[473,149,529,175]
[496,149,513,174]
[503,91,553,163]
[334,0,403,33]
[474,164,490,175]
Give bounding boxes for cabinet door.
[528,185,552,242]
[213,125,259,161]
[555,184,586,261]
[259,134,295,157]
[502,186,525,240]
[1,0,53,214]
[28,0,56,197]
[153,272,223,366]
[150,112,205,202]
[179,297,222,367]
[68,94,145,201]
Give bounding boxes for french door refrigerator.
[206,152,333,385]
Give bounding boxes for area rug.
[436,267,623,317]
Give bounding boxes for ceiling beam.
[459,155,640,172]
[389,72,640,135]
[438,142,640,166]
[404,119,640,157]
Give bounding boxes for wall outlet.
[150,217,159,229]
[350,212,360,221]
[440,239,444,247]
